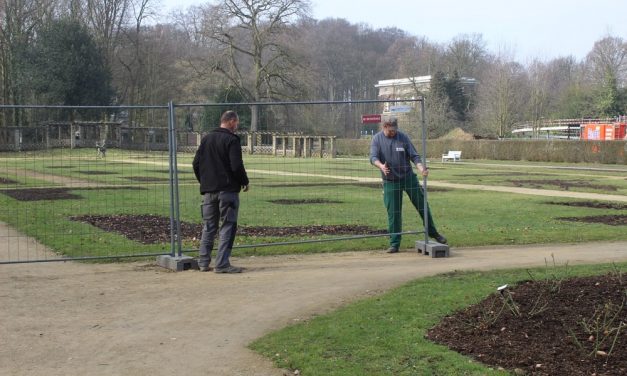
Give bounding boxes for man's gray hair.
[221,110,239,123]
[384,118,398,128]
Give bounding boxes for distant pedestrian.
[193,110,249,273]
[96,141,106,158]
[369,118,447,253]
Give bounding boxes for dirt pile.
[427,273,626,375]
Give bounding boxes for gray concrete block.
[156,255,199,271]
[415,240,450,258]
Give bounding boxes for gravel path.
[1,227,626,376]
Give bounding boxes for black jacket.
[192,128,249,194]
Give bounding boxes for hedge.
[336,138,627,165]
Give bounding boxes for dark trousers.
[199,191,239,269]
[383,174,438,249]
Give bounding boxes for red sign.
[362,114,381,124]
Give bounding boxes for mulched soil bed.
[258,182,450,192]
[426,274,626,376]
[546,201,627,210]
[0,177,18,184]
[238,224,386,237]
[455,173,555,177]
[558,215,627,226]
[268,198,342,205]
[4,188,82,200]
[147,169,193,174]
[69,214,386,244]
[71,214,199,244]
[124,176,170,182]
[77,171,119,175]
[509,179,618,191]
[259,182,367,188]
[2,187,146,201]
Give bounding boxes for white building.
[375,75,477,115]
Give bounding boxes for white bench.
[442,150,461,162]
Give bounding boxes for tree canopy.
[1,0,627,137]
[29,18,113,107]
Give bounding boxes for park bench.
[441,150,461,162]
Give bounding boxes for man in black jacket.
[193,110,249,273]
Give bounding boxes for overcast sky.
[161,0,627,62]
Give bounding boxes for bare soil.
[558,215,627,226]
[77,170,119,175]
[427,273,626,376]
[546,201,627,210]
[268,198,342,205]
[124,176,170,182]
[1,187,145,201]
[509,179,618,191]
[70,214,386,244]
[0,177,18,184]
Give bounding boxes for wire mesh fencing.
[0,105,174,263]
[0,99,428,264]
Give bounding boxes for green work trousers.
[383,173,438,249]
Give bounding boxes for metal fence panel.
[0,105,174,263]
[0,99,427,264]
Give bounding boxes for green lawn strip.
[0,173,64,188]
[5,149,173,185]
[1,179,622,259]
[250,262,627,376]
[0,186,172,258]
[429,162,627,195]
[428,191,627,247]
[2,153,627,259]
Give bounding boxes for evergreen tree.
[29,18,113,108]
[426,71,458,137]
[446,70,467,121]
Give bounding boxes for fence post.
[416,98,449,257]
[170,102,184,257]
[157,101,198,271]
[421,99,429,248]
[167,102,177,258]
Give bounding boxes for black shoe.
[199,266,212,272]
[434,234,448,244]
[386,247,399,253]
[215,266,243,273]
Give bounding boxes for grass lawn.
[0,150,626,259]
[250,261,627,376]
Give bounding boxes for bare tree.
[85,0,131,66]
[444,33,488,78]
[585,35,627,87]
[197,0,310,131]
[116,0,156,104]
[525,59,550,133]
[475,50,526,138]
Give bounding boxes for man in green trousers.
[369,118,447,253]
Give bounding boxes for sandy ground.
[2,162,626,375]
[1,225,627,376]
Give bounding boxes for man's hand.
[242,185,249,192]
[417,163,429,177]
[378,162,390,176]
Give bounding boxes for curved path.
[1,234,626,376]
